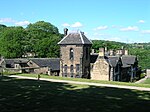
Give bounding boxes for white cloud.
[71,22,83,28]
[138,20,145,23]
[62,22,83,28]
[0,18,16,23]
[15,21,30,26]
[0,18,30,26]
[141,30,150,34]
[93,33,109,36]
[62,23,70,27]
[94,25,108,30]
[120,26,139,31]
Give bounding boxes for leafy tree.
[0,24,7,30]
[92,40,127,52]
[25,21,61,57]
[0,26,26,58]
[129,48,150,69]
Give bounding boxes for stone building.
[90,48,122,81]
[27,58,60,76]
[121,55,139,81]
[58,29,92,78]
[1,58,60,75]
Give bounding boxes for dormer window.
[70,48,74,60]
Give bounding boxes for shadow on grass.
[0,76,150,112]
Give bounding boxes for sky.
[0,0,150,43]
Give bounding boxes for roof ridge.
[58,33,70,44]
[79,31,84,44]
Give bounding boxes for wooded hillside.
[0,21,150,69]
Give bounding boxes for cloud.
[0,18,30,26]
[62,23,70,27]
[94,25,108,30]
[62,22,83,28]
[141,30,150,34]
[138,20,145,23]
[0,18,16,23]
[15,21,30,26]
[71,22,83,28]
[120,26,139,31]
[93,33,109,36]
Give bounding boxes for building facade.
[58,29,92,78]
[90,48,122,81]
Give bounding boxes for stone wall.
[91,57,110,80]
[60,44,91,78]
[27,60,48,74]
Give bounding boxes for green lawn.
[142,78,150,84]
[0,76,150,112]
[14,73,150,88]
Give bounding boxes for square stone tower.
[58,29,92,78]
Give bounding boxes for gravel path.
[9,75,150,91]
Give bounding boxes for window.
[64,65,67,72]
[70,65,74,77]
[70,48,74,60]
[76,64,80,72]
[70,65,74,72]
[64,65,67,77]
[15,64,18,68]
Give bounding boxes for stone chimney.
[81,31,84,35]
[121,46,125,55]
[124,50,128,55]
[64,28,68,36]
[99,48,105,57]
[104,47,108,56]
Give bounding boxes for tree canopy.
[0,21,62,58]
[0,21,150,69]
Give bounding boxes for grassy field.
[0,76,150,112]
[13,73,150,88]
[142,78,150,84]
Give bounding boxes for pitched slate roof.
[106,56,120,67]
[58,31,92,45]
[4,59,29,68]
[121,55,137,67]
[90,53,98,63]
[30,58,60,71]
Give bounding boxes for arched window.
[70,65,74,77]
[76,64,80,72]
[64,65,67,77]
[70,48,74,60]
[64,65,67,72]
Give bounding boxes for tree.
[0,24,7,30]
[25,21,61,57]
[0,26,26,58]
[92,40,127,52]
[129,48,150,69]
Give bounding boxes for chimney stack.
[64,28,68,36]
[99,48,105,57]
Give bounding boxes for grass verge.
[142,78,150,84]
[11,73,150,88]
